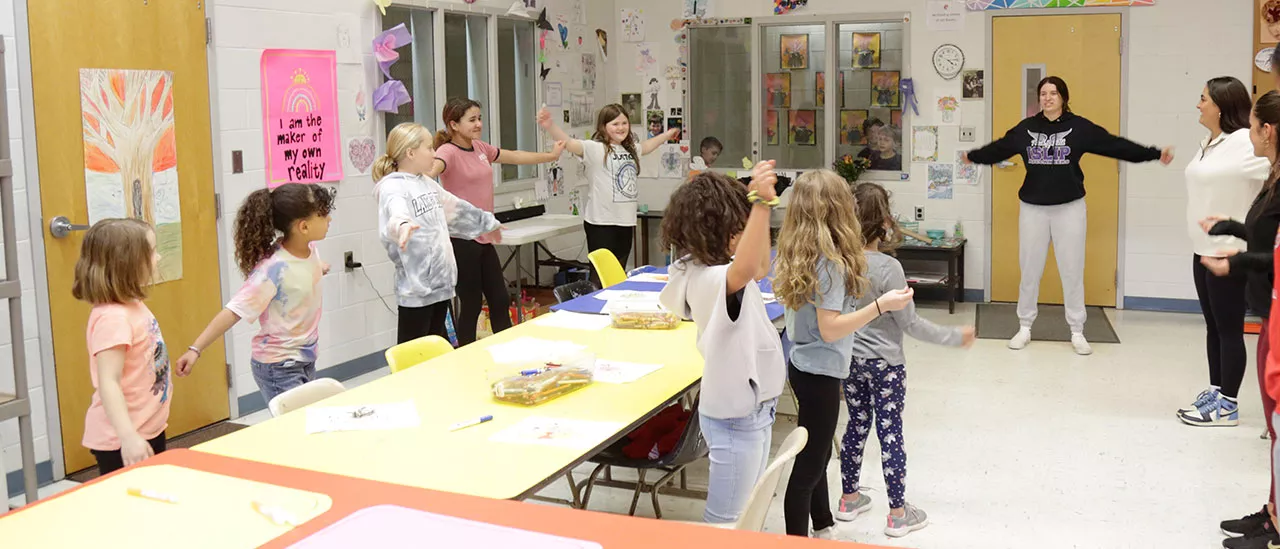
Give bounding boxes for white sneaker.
[813,526,839,540]
[1071,333,1092,355]
[1008,328,1031,350]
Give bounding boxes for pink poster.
[260,49,343,186]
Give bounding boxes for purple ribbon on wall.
[900,78,920,117]
[374,23,413,113]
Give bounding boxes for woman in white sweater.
[1180,76,1269,427]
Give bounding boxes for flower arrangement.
[937,95,959,123]
[832,153,871,185]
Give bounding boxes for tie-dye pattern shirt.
[227,243,324,364]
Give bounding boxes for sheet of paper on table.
[305,401,420,434]
[531,311,614,331]
[627,272,669,283]
[600,299,669,315]
[287,504,603,549]
[485,337,589,364]
[761,292,777,303]
[592,360,663,384]
[592,289,661,302]
[489,416,625,449]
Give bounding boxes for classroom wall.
[614,0,1254,303]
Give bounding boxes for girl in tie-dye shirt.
[177,183,334,405]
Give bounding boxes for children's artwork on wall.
[354,85,369,130]
[260,49,343,186]
[636,42,658,78]
[871,70,901,108]
[80,68,183,283]
[581,53,597,90]
[573,0,586,24]
[621,93,642,123]
[548,162,565,196]
[962,69,984,99]
[545,82,563,108]
[372,24,413,113]
[765,72,791,108]
[968,0,1153,9]
[935,92,960,125]
[765,109,779,145]
[620,8,645,42]
[557,23,570,48]
[596,29,609,61]
[927,163,953,199]
[890,109,903,129]
[646,77,661,110]
[815,72,825,107]
[789,110,816,146]
[335,16,360,64]
[659,145,684,178]
[347,136,376,175]
[664,64,682,90]
[780,34,809,70]
[646,110,665,138]
[839,110,869,145]
[666,117,683,143]
[912,125,939,162]
[569,92,594,127]
[568,188,582,215]
[851,32,881,69]
[954,150,980,186]
[683,0,709,18]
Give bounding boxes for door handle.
[49,216,90,238]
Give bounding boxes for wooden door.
[990,14,1122,306]
[29,0,228,472]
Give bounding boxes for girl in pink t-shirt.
[72,218,170,474]
[426,97,564,345]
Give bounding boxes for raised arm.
[964,127,1022,165]
[497,140,566,165]
[727,160,777,294]
[438,185,501,241]
[426,158,446,179]
[640,128,679,156]
[537,107,583,156]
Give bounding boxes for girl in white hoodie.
[373,123,502,344]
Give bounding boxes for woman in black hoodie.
[962,76,1173,355]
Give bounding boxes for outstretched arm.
[497,140,566,165]
[1086,122,1170,164]
[964,127,1021,165]
[537,107,583,156]
[640,128,680,156]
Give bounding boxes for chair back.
[385,335,454,374]
[267,378,347,417]
[733,426,808,532]
[553,280,599,304]
[588,249,627,288]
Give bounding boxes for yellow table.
[194,317,702,500]
[0,464,331,548]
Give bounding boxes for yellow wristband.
[746,190,780,208]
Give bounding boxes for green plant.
[833,153,871,185]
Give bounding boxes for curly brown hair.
[72,218,155,304]
[853,182,902,252]
[594,103,642,177]
[661,172,751,267]
[234,183,334,276]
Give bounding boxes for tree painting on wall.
[80,68,183,282]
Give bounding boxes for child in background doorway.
[372,122,502,344]
[176,184,333,405]
[775,170,914,539]
[690,136,723,171]
[659,162,785,524]
[835,182,975,538]
[73,218,170,474]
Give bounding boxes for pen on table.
[127,487,180,504]
[449,414,494,432]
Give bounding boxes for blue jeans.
[250,359,316,406]
[699,398,778,524]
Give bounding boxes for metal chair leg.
[628,469,647,516]
[565,471,582,508]
[580,463,610,510]
[679,468,687,490]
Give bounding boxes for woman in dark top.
[961,76,1172,355]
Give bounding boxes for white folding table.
[498,214,584,321]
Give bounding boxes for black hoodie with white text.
[967,112,1161,205]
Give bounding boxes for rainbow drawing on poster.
[261,49,343,186]
[966,0,1153,9]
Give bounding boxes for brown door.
[990,14,1122,306]
[29,0,228,473]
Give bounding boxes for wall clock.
[933,44,964,80]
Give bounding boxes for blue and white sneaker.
[1178,394,1239,427]
[1177,388,1219,415]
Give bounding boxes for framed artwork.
[646,110,664,138]
[621,93,642,123]
[816,72,825,107]
[666,117,683,143]
[789,109,816,146]
[780,34,809,70]
[962,70,984,99]
[890,109,903,130]
[765,72,792,108]
[839,110,869,145]
[871,70,901,108]
[765,109,779,145]
[851,32,881,69]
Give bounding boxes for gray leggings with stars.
[840,356,907,509]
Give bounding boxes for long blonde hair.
[775,169,868,309]
[372,122,433,181]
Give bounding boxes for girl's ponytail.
[432,129,452,150]
[233,189,276,276]
[371,153,398,182]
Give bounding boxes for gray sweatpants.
[1018,198,1088,333]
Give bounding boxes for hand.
[960,326,976,349]
[550,140,566,157]
[875,286,915,313]
[175,349,198,377]
[750,160,778,202]
[486,227,504,245]
[120,434,154,467]
[664,127,681,141]
[1201,255,1231,276]
[1199,215,1229,234]
[397,222,420,250]
[536,107,553,129]
[1160,147,1174,165]
[959,151,970,164]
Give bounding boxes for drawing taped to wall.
[765,72,791,108]
[789,109,816,146]
[780,34,809,69]
[840,110,869,145]
[621,93,642,123]
[765,109,779,145]
[851,32,881,69]
[816,72,825,107]
[871,70,901,108]
[646,110,665,138]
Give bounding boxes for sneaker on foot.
[884,504,928,538]
[1008,328,1031,350]
[1070,333,1092,355]
[1179,394,1240,427]
[1224,521,1279,548]
[1179,388,1219,415]
[835,492,872,522]
[1223,506,1271,538]
[812,525,838,540]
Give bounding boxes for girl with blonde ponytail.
[373,122,502,344]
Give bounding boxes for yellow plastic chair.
[588,249,627,288]
[384,335,454,374]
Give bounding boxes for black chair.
[576,399,709,518]
[553,280,598,304]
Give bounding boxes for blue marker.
[449,414,494,432]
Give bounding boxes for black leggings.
[398,301,452,344]
[1193,254,1248,398]
[451,239,511,346]
[784,363,841,537]
[584,222,634,285]
[91,431,166,476]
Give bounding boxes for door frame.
[982,7,1131,309]
[10,0,234,480]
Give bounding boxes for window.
[382,7,436,132]
[497,18,538,181]
[444,13,490,143]
[836,21,906,175]
[689,26,752,170]
[760,23,825,169]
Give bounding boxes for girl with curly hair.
[774,169,913,539]
[176,183,334,405]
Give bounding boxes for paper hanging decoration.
[347,137,377,175]
[774,0,808,15]
[373,24,413,113]
[373,81,410,113]
[596,29,609,61]
[537,8,554,31]
[372,0,391,16]
[900,78,920,117]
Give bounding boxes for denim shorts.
[250,359,316,406]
